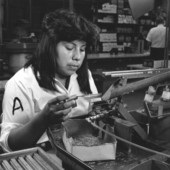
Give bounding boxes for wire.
[90,121,170,159]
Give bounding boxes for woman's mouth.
[69,65,79,70]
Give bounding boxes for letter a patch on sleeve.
[12,97,24,115]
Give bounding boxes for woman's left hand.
[41,94,76,125]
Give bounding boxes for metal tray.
[0,147,62,170]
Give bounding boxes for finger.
[50,108,71,123]
[63,114,70,121]
[57,95,69,101]
[54,108,71,117]
[52,100,76,111]
[49,94,69,105]
[63,100,77,108]
[62,108,74,120]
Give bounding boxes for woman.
[0,9,99,152]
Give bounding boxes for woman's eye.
[65,43,74,50]
[80,49,85,52]
[80,47,86,52]
[66,46,74,50]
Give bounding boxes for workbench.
[48,123,170,170]
[87,52,150,73]
[127,64,151,70]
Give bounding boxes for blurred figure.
[10,19,37,43]
[146,16,166,60]
[11,19,31,42]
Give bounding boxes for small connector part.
[72,100,77,108]
[66,95,78,102]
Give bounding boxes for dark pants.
[150,47,165,60]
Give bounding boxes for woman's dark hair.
[25,9,99,93]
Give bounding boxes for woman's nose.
[73,49,81,60]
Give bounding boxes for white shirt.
[146,24,166,48]
[0,66,98,152]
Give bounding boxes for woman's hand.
[42,94,76,125]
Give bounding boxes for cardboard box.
[62,119,117,162]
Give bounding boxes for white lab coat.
[0,66,98,152]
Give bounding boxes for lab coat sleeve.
[0,77,34,152]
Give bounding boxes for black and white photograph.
[0,0,170,170]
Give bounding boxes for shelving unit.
[3,0,156,53]
[3,0,72,42]
[93,0,118,53]
[93,0,155,54]
[117,0,138,52]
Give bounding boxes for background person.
[146,16,166,60]
[0,9,99,152]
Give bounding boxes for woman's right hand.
[41,94,76,125]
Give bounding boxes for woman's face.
[55,40,86,78]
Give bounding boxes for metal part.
[66,95,78,102]
[66,94,102,108]
[102,70,170,101]
[67,69,170,108]
[77,93,102,99]
[103,68,170,78]
[86,110,113,122]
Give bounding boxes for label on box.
[144,94,154,103]
[158,105,163,118]
[161,91,170,101]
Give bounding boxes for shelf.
[139,24,154,27]
[99,41,117,43]
[118,23,137,25]
[97,19,115,23]
[87,52,150,59]
[98,9,117,14]
[117,32,138,34]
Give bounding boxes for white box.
[153,60,164,68]
[62,119,117,162]
[100,33,117,42]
